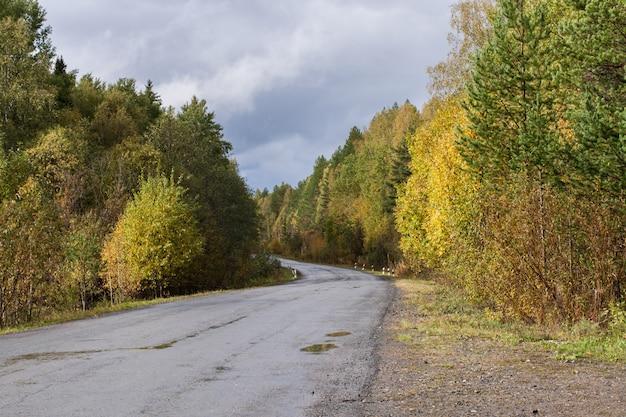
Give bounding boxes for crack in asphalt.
[1,315,250,369]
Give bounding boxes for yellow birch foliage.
[101,223,138,303]
[396,98,479,270]
[101,174,204,301]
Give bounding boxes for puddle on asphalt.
[325,332,351,337]
[301,332,351,353]
[5,350,102,365]
[300,343,339,354]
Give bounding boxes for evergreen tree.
[383,138,412,213]
[51,57,76,110]
[460,0,564,185]
[140,80,163,122]
[564,0,626,200]
[146,98,259,289]
[296,155,327,230]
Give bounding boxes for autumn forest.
[257,0,626,326]
[1,0,625,330]
[0,0,277,328]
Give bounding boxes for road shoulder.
[359,278,626,417]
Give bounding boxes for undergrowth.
[393,273,626,363]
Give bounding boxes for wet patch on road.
[300,344,338,354]
[4,350,103,365]
[301,331,351,353]
[325,331,351,337]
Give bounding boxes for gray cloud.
[43,0,455,190]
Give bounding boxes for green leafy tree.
[27,126,91,222]
[92,89,139,148]
[87,135,162,228]
[0,11,54,149]
[0,146,31,200]
[109,78,162,134]
[102,174,204,299]
[0,0,53,57]
[146,97,259,289]
[72,74,106,120]
[296,155,327,231]
[0,1,263,318]
[86,78,162,149]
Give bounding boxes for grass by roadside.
[391,273,626,363]
[247,266,298,287]
[0,297,180,335]
[0,267,297,335]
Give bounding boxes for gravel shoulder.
[358,278,626,417]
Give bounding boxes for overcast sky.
[42,0,455,191]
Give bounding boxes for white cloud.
[43,0,455,190]
[236,134,314,190]
[155,76,200,109]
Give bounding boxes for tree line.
[0,0,279,328]
[257,0,626,326]
[256,101,418,268]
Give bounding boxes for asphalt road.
[0,260,393,417]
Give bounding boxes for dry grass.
[391,275,626,362]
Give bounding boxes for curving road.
[0,260,393,417]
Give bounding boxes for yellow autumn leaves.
[102,174,204,302]
[396,98,478,270]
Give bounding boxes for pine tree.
[458,0,574,322]
[564,0,626,200]
[383,138,411,213]
[460,0,564,185]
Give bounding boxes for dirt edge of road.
[357,278,626,417]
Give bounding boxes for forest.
[256,0,626,326]
[0,1,282,328]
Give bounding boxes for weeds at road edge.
[393,274,626,363]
